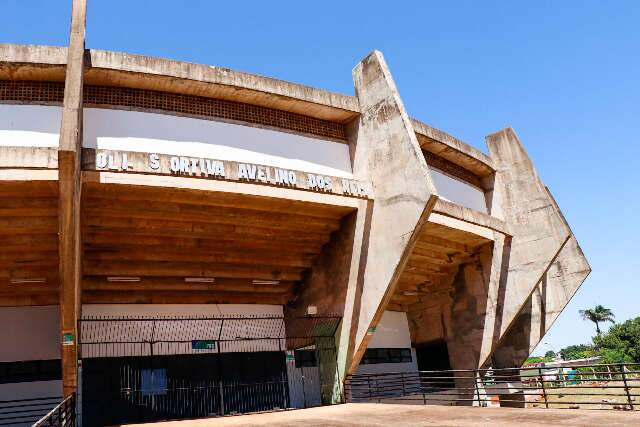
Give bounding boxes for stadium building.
[0,1,590,425]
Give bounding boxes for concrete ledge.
[412,118,495,178]
[432,198,510,236]
[0,44,68,81]
[86,49,359,123]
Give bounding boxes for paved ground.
[123,403,640,427]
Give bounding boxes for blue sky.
[3,1,639,353]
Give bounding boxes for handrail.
[345,362,639,411]
[32,394,75,427]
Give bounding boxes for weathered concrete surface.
[285,205,368,402]
[85,49,358,122]
[347,50,438,373]
[480,128,590,367]
[412,118,495,178]
[57,0,86,397]
[492,234,591,366]
[0,44,67,81]
[125,403,640,427]
[0,147,58,168]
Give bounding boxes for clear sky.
[3,1,639,354]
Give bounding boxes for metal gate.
[78,315,340,426]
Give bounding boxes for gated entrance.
[78,315,341,426]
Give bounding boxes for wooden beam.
[0,293,59,307]
[82,276,295,293]
[83,260,305,281]
[83,216,331,242]
[84,246,314,268]
[83,232,323,254]
[82,290,292,305]
[83,200,342,232]
[83,182,353,220]
[58,0,86,398]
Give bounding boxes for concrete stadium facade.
[0,1,590,424]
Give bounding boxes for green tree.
[560,344,595,360]
[544,350,556,358]
[579,305,615,335]
[593,317,640,363]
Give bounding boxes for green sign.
[286,351,295,361]
[191,340,217,350]
[62,332,75,346]
[366,326,377,335]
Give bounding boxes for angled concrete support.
[480,128,590,367]
[58,0,86,397]
[284,203,368,403]
[347,51,438,373]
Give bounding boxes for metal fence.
[78,315,342,425]
[32,395,75,427]
[345,363,640,410]
[79,314,341,357]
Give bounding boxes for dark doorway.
[415,340,452,371]
[81,352,288,427]
[415,340,454,391]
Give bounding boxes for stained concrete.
[479,128,590,367]
[124,403,640,427]
[347,50,438,373]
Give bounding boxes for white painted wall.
[83,108,354,178]
[80,304,285,357]
[0,104,61,147]
[0,306,60,362]
[356,311,419,375]
[430,168,488,213]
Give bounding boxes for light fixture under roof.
[184,277,215,283]
[10,278,46,285]
[107,276,141,282]
[252,279,280,285]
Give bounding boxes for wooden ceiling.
[388,221,493,312]
[0,181,59,306]
[81,182,352,305]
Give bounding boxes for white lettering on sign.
[238,163,299,188]
[93,150,371,199]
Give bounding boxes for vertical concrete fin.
[483,127,590,367]
[58,0,86,397]
[347,50,438,373]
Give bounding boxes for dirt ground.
[122,402,640,427]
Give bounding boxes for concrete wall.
[356,311,418,375]
[83,108,353,178]
[0,306,60,362]
[0,104,61,147]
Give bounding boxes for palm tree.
[579,305,615,335]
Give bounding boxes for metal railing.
[344,363,640,410]
[32,394,75,427]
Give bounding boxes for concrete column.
[58,0,86,397]
[483,128,590,367]
[284,203,368,403]
[347,51,438,373]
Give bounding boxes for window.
[0,359,62,384]
[360,348,412,365]
[294,350,317,368]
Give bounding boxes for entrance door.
[81,352,288,426]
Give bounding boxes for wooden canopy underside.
[0,181,352,306]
